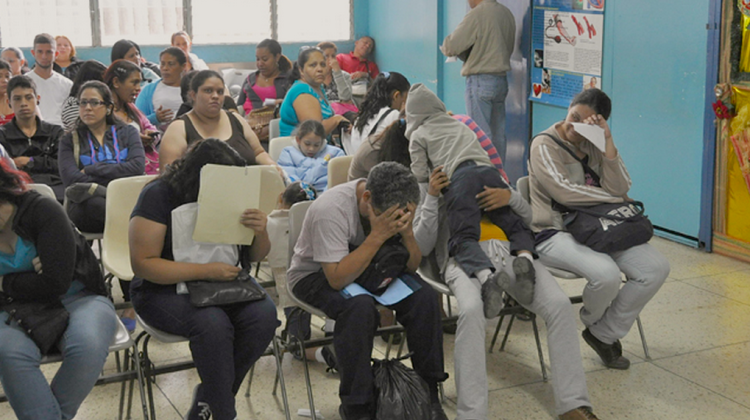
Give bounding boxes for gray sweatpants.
[445,240,590,419]
[536,232,670,344]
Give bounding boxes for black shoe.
[184,384,211,420]
[339,404,372,420]
[511,257,536,305]
[321,345,338,373]
[442,322,457,335]
[481,271,507,318]
[582,328,630,370]
[430,402,449,420]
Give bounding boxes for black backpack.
[351,235,410,294]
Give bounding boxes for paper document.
[571,123,606,152]
[193,164,284,245]
[445,56,458,63]
[340,275,422,306]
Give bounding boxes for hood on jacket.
[405,83,449,139]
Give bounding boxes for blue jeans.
[0,292,117,420]
[465,74,509,162]
[131,284,279,420]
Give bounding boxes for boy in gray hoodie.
[406,83,536,317]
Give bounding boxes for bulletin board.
[529,0,604,107]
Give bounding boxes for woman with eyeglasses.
[343,71,409,155]
[278,47,349,137]
[58,81,145,233]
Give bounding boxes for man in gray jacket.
[442,0,516,162]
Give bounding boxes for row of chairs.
[267,135,353,190]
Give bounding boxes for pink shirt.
[244,84,277,114]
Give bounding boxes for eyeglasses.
[79,99,107,108]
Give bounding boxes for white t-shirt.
[286,180,366,289]
[152,82,182,129]
[345,107,399,155]
[27,70,73,127]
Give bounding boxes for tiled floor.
[2,236,750,419]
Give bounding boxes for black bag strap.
[367,108,396,138]
[545,135,601,186]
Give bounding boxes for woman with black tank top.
[158,70,277,170]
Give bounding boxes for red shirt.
[0,113,14,126]
[336,52,379,79]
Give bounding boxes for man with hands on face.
[287,162,448,420]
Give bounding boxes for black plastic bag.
[372,352,431,420]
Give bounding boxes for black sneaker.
[321,345,338,373]
[511,257,536,305]
[339,404,373,420]
[481,271,507,318]
[184,384,211,420]
[582,328,630,370]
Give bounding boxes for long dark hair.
[160,138,246,206]
[76,81,118,129]
[290,47,324,83]
[355,71,409,134]
[68,60,107,98]
[103,59,142,126]
[257,39,292,73]
[377,119,411,168]
[111,39,137,63]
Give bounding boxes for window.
[0,0,92,47]
[192,0,271,45]
[277,0,351,42]
[0,0,352,48]
[98,0,184,47]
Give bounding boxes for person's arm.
[276,147,302,181]
[581,114,632,197]
[135,83,157,125]
[530,136,624,206]
[320,203,405,290]
[368,62,380,80]
[158,119,188,169]
[1,198,77,301]
[441,9,479,57]
[413,166,450,255]
[130,217,241,284]
[399,203,422,273]
[27,124,64,175]
[57,131,95,186]
[240,208,271,262]
[408,134,431,183]
[293,94,347,135]
[84,125,146,183]
[332,70,353,102]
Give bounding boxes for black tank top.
[181,111,257,165]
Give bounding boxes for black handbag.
[544,134,653,253]
[186,267,266,307]
[2,295,70,355]
[352,235,410,294]
[554,200,654,253]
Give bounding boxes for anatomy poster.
[530,0,605,107]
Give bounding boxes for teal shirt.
[279,81,334,137]
[0,236,84,296]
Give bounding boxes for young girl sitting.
[277,119,345,192]
[267,181,337,369]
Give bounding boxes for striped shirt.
[452,114,508,183]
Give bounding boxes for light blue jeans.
[445,240,590,419]
[537,232,670,344]
[465,74,509,162]
[0,292,117,420]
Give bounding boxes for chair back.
[269,136,295,162]
[269,118,281,141]
[517,176,530,203]
[28,183,56,200]
[102,175,157,280]
[327,155,354,190]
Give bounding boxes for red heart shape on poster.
[534,84,542,96]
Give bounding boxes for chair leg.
[118,350,126,420]
[142,335,157,420]
[446,295,453,317]
[272,336,292,420]
[439,382,445,404]
[530,315,548,382]
[296,337,317,420]
[396,333,406,358]
[488,314,506,354]
[499,315,516,352]
[636,315,651,360]
[244,364,256,398]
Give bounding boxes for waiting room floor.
[1,236,749,419]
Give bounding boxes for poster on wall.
[530,0,605,107]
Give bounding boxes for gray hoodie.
[405,83,493,183]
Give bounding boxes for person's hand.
[202,262,241,281]
[13,156,31,168]
[155,106,174,124]
[240,208,267,233]
[428,166,450,197]
[476,186,512,212]
[140,131,157,147]
[32,256,42,274]
[328,56,341,72]
[351,71,368,80]
[397,203,416,236]
[368,203,405,243]
[582,113,611,140]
